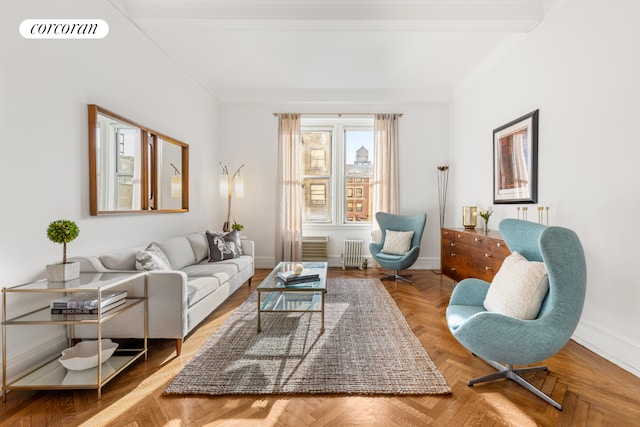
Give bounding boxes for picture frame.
[493,110,539,204]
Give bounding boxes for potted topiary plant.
[231,220,244,232]
[46,219,80,282]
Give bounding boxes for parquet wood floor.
[2,268,640,426]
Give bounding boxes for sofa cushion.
[99,248,139,271]
[186,233,209,263]
[181,262,239,278]
[483,251,549,320]
[187,277,220,307]
[136,243,172,271]
[155,236,197,270]
[218,255,253,272]
[206,231,242,261]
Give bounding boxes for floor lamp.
[219,163,245,232]
[437,165,449,229]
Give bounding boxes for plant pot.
[46,262,80,282]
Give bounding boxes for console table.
[441,228,511,282]
[2,272,147,401]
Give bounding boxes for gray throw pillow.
[206,231,242,262]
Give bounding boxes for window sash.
[301,119,373,225]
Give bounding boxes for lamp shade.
[170,175,182,198]
[219,174,229,198]
[234,175,244,199]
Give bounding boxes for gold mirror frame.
[88,104,189,215]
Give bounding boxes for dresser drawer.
[440,228,510,282]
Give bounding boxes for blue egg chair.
[445,219,587,409]
[369,212,427,283]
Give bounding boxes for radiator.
[342,239,365,270]
[302,236,328,261]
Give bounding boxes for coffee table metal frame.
[256,262,328,333]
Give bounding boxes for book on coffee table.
[50,298,126,314]
[51,290,127,311]
[276,270,320,284]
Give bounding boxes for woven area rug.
[165,278,450,396]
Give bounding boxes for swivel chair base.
[469,357,562,410]
[380,270,413,283]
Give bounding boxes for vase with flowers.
[479,208,493,232]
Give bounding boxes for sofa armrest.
[241,240,255,257]
[146,270,190,338]
[67,256,109,272]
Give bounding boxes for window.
[301,118,374,224]
[310,183,326,205]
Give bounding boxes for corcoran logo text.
[20,19,109,39]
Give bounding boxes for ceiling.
[110,0,548,103]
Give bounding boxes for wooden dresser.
[441,228,511,282]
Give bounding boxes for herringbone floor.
[2,269,640,426]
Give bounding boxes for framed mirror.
[88,105,189,215]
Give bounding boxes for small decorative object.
[537,206,544,224]
[46,219,80,282]
[219,163,245,232]
[231,220,244,232]
[59,339,118,370]
[294,263,304,275]
[546,206,549,225]
[462,206,478,229]
[493,110,539,204]
[437,165,449,228]
[479,208,493,232]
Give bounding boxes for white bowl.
[59,339,118,370]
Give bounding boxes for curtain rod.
[272,112,403,117]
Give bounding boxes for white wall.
[218,102,449,269]
[1,0,218,378]
[449,0,640,376]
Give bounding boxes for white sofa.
[69,232,254,355]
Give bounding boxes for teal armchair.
[369,212,426,283]
[445,219,587,409]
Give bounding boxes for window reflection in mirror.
[89,105,188,215]
[96,114,142,211]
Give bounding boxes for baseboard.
[254,256,439,271]
[573,319,640,378]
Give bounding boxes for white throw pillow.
[135,243,172,271]
[483,251,549,320]
[381,230,414,255]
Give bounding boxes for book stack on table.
[50,290,127,315]
[276,270,320,285]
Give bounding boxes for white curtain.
[372,113,400,241]
[276,113,303,262]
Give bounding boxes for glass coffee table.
[256,262,328,333]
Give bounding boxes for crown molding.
[118,0,543,32]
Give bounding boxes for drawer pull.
[474,237,482,242]
[450,242,456,247]
[451,267,456,272]
[451,253,456,257]
[485,253,491,258]
[457,234,463,238]
[485,266,492,271]
[497,242,503,247]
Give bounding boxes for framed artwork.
[493,110,539,204]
